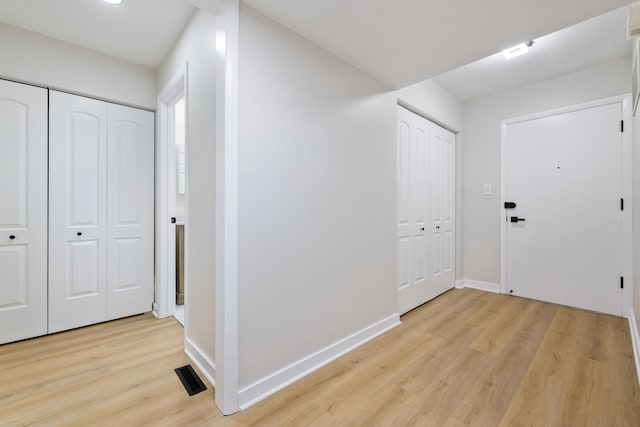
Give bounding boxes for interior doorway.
[154,65,189,324]
[172,96,187,325]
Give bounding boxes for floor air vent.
[175,365,207,396]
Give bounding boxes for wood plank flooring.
[1,288,639,426]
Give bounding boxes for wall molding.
[151,302,160,318]
[238,314,401,410]
[455,279,501,294]
[214,0,240,415]
[629,310,640,388]
[185,337,216,387]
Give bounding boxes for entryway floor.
[2,289,639,426]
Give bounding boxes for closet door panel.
[106,103,154,320]
[0,80,47,344]
[429,122,455,291]
[397,106,456,315]
[49,91,108,333]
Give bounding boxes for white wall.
[634,95,640,332]
[633,44,640,333]
[236,4,462,400]
[461,59,631,285]
[157,10,217,372]
[0,21,156,110]
[237,3,397,390]
[397,79,463,131]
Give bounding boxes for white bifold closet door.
[49,92,107,333]
[397,106,455,315]
[106,104,154,320]
[49,91,154,333]
[0,80,48,344]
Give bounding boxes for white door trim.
[215,0,240,415]
[154,64,189,320]
[500,95,633,317]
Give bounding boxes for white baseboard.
[185,337,216,387]
[152,302,160,318]
[455,279,501,294]
[629,309,640,388]
[238,313,401,410]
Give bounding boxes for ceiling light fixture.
[103,0,124,5]
[502,41,534,60]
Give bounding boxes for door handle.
[504,202,517,209]
[171,217,177,224]
[510,216,526,223]
[420,227,425,231]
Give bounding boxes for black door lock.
[504,202,517,209]
[510,216,526,223]
[171,217,177,224]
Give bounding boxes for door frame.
[500,94,633,317]
[154,64,189,320]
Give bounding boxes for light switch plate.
[483,184,492,195]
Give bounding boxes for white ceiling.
[434,6,633,101]
[0,0,196,68]
[243,0,634,89]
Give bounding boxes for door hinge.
[621,277,624,289]
[621,120,624,133]
[621,198,624,211]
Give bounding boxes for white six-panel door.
[49,91,109,333]
[0,80,48,344]
[398,106,455,315]
[106,104,154,320]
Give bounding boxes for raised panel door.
[49,91,108,333]
[429,123,455,294]
[397,106,456,315]
[106,103,154,320]
[0,79,47,344]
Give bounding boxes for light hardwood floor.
[1,288,639,426]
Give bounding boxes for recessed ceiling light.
[502,41,534,60]
[103,0,124,5]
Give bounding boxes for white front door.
[49,91,108,333]
[505,102,623,316]
[0,80,48,344]
[106,103,154,320]
[397,106,455,315]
